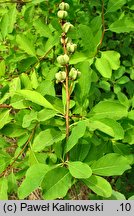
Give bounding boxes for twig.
[96,0,105,53]
[0,104,12,108]
[0,124,38,178]
[61,30,70,161]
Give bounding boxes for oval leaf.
[17,90,55,110]
[87,118,124,140]
[68,161,92,179]
[95,57,112,78]
[0,178,8,200]
[89,100,128,120]
[0,110,11,129]
[65,121,86,153]
[91,153,131,176]
[16,34,36,57]
[32,128,65,152]
[42,167,72,200]
[107,0,126,13]
[18,164,50,199]
[83,175,112,198]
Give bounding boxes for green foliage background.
[0,0,134,200]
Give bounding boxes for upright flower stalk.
[55,2,81,160]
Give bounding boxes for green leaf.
[106,190,126,200]
[128,195,134,200]
[22,110,37,128]
[91,153,131,176]
[95,57,112,78]
[109,16,134,33]
[76,61,92,102]
[101,51,120,70]
[37,109,57,122]
[18,164,49,199]
[95,51,120,78]
[16,35,36,57]
[9,77,21,95]
[124,128,134,145]
[117,76,130,85]
[128,110,134,120]
[7,172,17,193]
[32,0,45,4]
[68,161,92,179]
[42,167,72,200]
[89,100,128,120]
[30,70,39,89]
[0,158,6,173]
[1,13,9,39]
[34,19,51,38]
[16,90,55,110]
[83,175,112,198]
[0,178,8,200]
[69,52,88,64]
[0,110,11,129]
[0,60,5,77]
[78,24,97,55]
[8,5,17,33]
[107,0,126,13]
[1,124,27,138]
[87,118,124,140]
[32,128,65,152]
[112,142,131,155]
[11,95,30,109]
[20,73,32,90]
[99,80,110,92]
[44,33,59,56]
[65,121,86,153]
[44,95,64,114]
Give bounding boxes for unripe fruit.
[69,68,81,80]
[57,10,68,19]
[62,22,74,33]
[57,54,69,65]
[59,2,70,11]
[69,68,78,80]
[55,71,66,83]
[67,42,77,53]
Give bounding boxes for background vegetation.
[0,0,134,200]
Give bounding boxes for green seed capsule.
[57,10,68,19]
[62,22,74,33]
[57,54,69,65]
[67,42,77,53]
[59,2,70,11]
[55,71,66,83]
[69,68,78,80]
[69,68,81,80]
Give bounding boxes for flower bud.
[57,10,68,19]
[59,2,70,11]
[55,71,66,83]
[67,42,77,53]
[62,22,74,33]
[57,54,69,65]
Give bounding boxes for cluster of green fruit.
[55,2,81,84]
